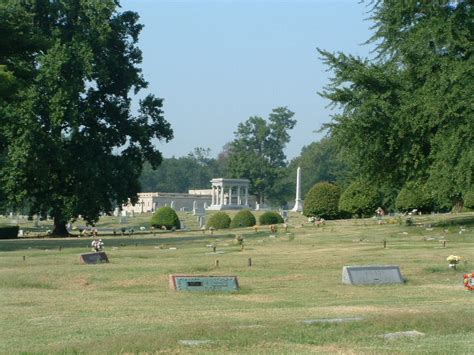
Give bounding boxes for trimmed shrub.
[150,206,180,230]
[258,211,284,225]
[339,180,382,218]
[230,209,256,228]
[0,226,19,239]
[303,182,341,219]
[206,212,231,229]
[395,181,434,213]
[464,188,474,209]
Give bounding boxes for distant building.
[121,190,212,214]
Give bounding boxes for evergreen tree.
[319,0,473,209]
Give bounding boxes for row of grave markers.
[78,252,473,291]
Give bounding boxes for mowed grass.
[0,212,473,354]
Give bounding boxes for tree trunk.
[53,217,69,237]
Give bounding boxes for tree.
[139,147,225,193]
[339,180,381,218]
[303,182,341,219]
[288,136,349,199]
[228,107,296,204]
[0,0,173,236]
[319,1,473,209]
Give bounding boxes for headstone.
[79,252,109,264]
[180,221,185,229]
[170,201,175,210]
[18,229,24,237]
[192,200,197,215]
[342,265,404,285]
[199,216,206,228]
[121,210,127,217]
[169,275,239,292]
[119,216,128,224]
[203,202,208,209]
[380,330,425,340]
[113,207,120,217]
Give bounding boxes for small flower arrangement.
[463,273,474,291]
[446,255,461,269]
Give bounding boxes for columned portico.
[207,178,250,210]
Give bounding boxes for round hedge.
[339,180,382,218]
[464,188,474,209]
[206,212,231,229]
[150,206,180,230]
[395,181,433,213]
[230,209,256,228]
[258,211,284,225]
[303,182,341,219]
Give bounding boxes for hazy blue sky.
[120,0,374,159]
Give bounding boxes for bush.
[395,181,434,213]
[150,206,180,230]
[230,209,256,228]
[339,180,382,218]
[464,188,474,209]
[258,211,284,225]
[303,182,341,219]
[0,226,19,239]
[206,212,231,229]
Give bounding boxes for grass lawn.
[0,212,473,354]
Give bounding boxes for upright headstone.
[121,210,127,217]
[199,216,206,228]
[113,207,120,217]
[291,166,303,212]
[170,201,176,210]
[342,265,404,285]
[204,202,208,209]
[80,252,109,264]
[192,200,197,215]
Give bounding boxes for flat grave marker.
[342,265,404,285]
[169,275,239,292]
[80,252,109,264]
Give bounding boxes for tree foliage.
[288,136,349,199]
[228,107,296,204]
[395,181,434,213]
[319,0,473,210]
[339,180,381,218]
[0,0,173,235]
[139,147,226,193]
[303,182,341,219]
[206,212,231,229]
[258,211,284,225]
[150,206,180,230]
[230,209,256,228]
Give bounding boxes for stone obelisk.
[291,166,303,212]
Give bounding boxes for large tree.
[228,107,296,204]
[0,0,173,235]
[319,0,473,209]
[139,147,226,193]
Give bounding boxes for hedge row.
[0,226,19,239]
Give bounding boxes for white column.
[211,186,215,205]
[220,185,224,206]
[237,186,241,205]
[244,187,249,206]
[228,186,233,205]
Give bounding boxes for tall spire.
[291,166,303,212]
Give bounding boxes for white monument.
[207,178,250,210]
[291,166,304,212]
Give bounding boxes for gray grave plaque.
[169,275,239,292]
[342,265,404,285]
[80,252,109,264]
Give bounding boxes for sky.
[120,0,374,160]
